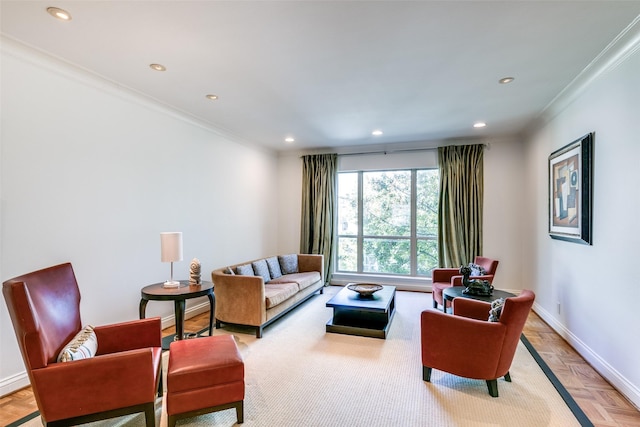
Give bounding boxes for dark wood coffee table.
[326,284,396,339]
[442,286,515,312]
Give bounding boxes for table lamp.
[161,232,183,288]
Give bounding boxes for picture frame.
[548,132,594,245]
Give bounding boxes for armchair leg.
[144,402,155,427]
[432,300,438,309]
[423,366,432,382]
[504,371,511,382]
[486,379,499,397]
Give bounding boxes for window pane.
[363,171,410,237]
[363,239,410,274]
[337,237,357,272]
[417,239,438,276]
[338,173,358,235]
[416,169,439,237]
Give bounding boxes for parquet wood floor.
[1,309,638,426]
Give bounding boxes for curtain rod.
[337,143,489,157]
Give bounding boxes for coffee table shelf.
[326,284,396,339]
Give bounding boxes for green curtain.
[300,153,337,284]
[437,144,484,268]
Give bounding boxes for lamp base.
[163,280,181,288]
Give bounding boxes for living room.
[1,1,639,421]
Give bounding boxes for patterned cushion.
[226,266,235,275]
[488,298,505,322]
[468,262,487,276]
[57,325,98,362]
[266,256,283,279]
[235,264,254,276]
[252,259,272,283]
[278,254,299,274]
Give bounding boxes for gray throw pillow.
[468,262,487,276]
[488,298,505,322]
[235,264,254,276]
[252,259,272,283]
[278,254,299,274]
[266,256,283,279]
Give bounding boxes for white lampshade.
[160,232,183,263]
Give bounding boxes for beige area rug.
[20,287,583,427]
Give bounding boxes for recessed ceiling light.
[46,7,72,21]
[372,130,383,136]
[473,122,487,128]
[285,137,295,143]
[205,94,218,101]
[149,64,166,72]
[499,77,515,84]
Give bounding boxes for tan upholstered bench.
[167,335,245,426]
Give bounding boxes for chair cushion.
[278,254,298,274]
[57,325,98,362]
[252,259,271,283]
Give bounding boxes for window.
[336,169,439,277]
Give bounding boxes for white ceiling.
[2,1,640,152]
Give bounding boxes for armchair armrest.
[421,309,506,379]
[94,317,161,355]
[432,268,461,283]
[452,298,491,321]
[31,347,161,421]
[211,270,266,326]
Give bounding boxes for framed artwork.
[548,132,594,245]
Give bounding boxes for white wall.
[0,39,279,395]
[522,25,640,407]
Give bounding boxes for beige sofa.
[211,254,324,338]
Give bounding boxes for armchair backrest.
[474,256,499,276]
[495,289,535,375]
[3,263,82,370]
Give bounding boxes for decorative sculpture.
[189,258,201,286]
[459,265,493,296]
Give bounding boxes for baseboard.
[0,371,30,398]
[533,302,640,410]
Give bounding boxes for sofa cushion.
[264,283,299,309]
[252,259,271,283]
[268,271,321,291]
[266,256,283,279]
[235,264,254,276]
[278,254,299,274]
[57,325,98,362]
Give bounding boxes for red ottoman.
[167,335,245,426]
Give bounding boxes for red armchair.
[420,290,535,397]
[3,263,163,427]
[431,256,499,309]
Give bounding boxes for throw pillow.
[266,256,283,279]
[57,325,98,362]
[278,254,299,274]
[468,262,487,277]
[252,259,272,283]
[488,298,505,322]
[235,264,254,276]
[226,267,235,275]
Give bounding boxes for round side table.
[139,281,214,349]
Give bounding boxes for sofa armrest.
[298,254,324,281]
[211,269,266,326]
[94,317,162,355]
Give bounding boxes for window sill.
[330,272,432,293]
